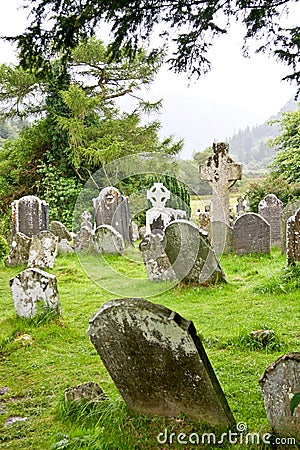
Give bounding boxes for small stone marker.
[233,213,270,255]
[200,143,242,225]
[258,194,283,246]
[259,352,300,442]
[235,196,246,216]
[94,225,125,254]
[93,186,132,243]
[11,195,49,237]
[50,220,72,242]
[87,298,235,427]
[4,232,31,267]
[286,208,300,265]
[164,220,226,285]
[10,268,61,318]
[27,231,58,269]
[139,230,176,282]
[64,382,107,404]
[280,200,300,254]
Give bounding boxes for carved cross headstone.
[147,182,170,208]
[200,143,242,225]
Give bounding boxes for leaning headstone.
[4,232,31,267]
[145,183,186,235]
[209,221,233,254]
[258,194,283,246]
[139,230,176,282]
[164,220,226,285]
[94,225,124,254]
[286,208,300,265]
[27,231,58,269]
[10,268,61,318]
[93,186,132,243]
[87,298,235,427]
[233,213,270,255]
[259,352,300,442]
[11,195,49,238]
[50,220,72,242]
[57,239,74,254]
[280,200,300,254]
[200,143,242,225]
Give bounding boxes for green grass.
[0,248,299,449]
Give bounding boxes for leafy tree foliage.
[7,0,300,88]
[0,39,182,231]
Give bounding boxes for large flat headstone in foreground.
[87,298,235,427]
[259,353,300,442]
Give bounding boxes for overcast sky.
[0,0,299,158]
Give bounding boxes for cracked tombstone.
[87,298,235,427]
[11,195,49,238]
[258,194,283,247]
[280,200,300,254]
[233,213,270,255]
[94,225,125,254]
[259,352,300,442]
[200,143,242,226]
[4,232,32,267]
[286,208,300,266]
[93,186,132,243]
[10,268,61,318]
[164,219,226,285]
[27,231,58,269]
[139,229,176,282]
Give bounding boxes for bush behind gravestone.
[0,234,9,259]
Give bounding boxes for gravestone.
[74,226,94,252]
[200,143,242,225]
[93,186,132,243]
[11,195,49,238]
[139,230,177,282]
[258,194,283,246]
[4,232,31,267]
[233,213,270,255]
[94,225,125,254]
[27,231,58,269]
[87,298,235,427]
[235,196,245,216]
[57,239,74,254]
[50,220,72,242]
[145,183,186,235]
[280,200,300,254]
[209,221,233,255]
[197,211,211,230]
[286,208,300,265]
[10,268,61,318]
[259,352,300,442]
[164,220,226,285]
[80,211,93,233]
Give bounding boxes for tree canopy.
[6,0,300,88]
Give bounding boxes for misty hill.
[228,98,298,171]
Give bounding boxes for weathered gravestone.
[286,208,300,266]
[233,213,270,255]
[258,194,283,246]
[10,268,61,318]
[87,298,235,427]
[4,232,31,267]
[94,225,124,254]
[74,226,94,252]
[139,230,176,282]
[259,352,300,442]
[164,220,226,285]
[93,186,132,243]
[50,220,72,242]
[80,211,93,233]
[280,200,300,254]
[209,221,233,255]
[235,196,246,217]
[145,183,186,235]
[200,143,242,225]
[27,231,58,269]
[11,195,49,238]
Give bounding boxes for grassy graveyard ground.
[0,247,300,450]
